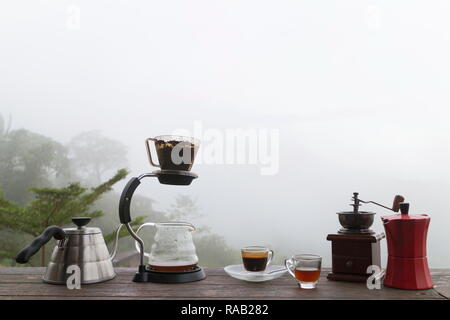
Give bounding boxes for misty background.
[1,1,450,267]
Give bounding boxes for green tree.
[0,128,70,204]
[194,227,240,268]
[68,131,128,185]
[167,195,202,221]
[0,169,143,266]
[0,113,11,138]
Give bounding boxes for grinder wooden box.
[327,233,385,282]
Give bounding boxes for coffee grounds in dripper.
[155,140,198,171]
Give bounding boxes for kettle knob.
[72,217,91,228]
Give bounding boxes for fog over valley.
[1,1,450,268]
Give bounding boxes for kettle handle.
[15,226,66,264]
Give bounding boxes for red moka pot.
[381,203,433,290]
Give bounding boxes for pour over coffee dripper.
[118,136,205,283]
[146,135,200,172]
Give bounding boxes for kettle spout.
[109,224,124,262]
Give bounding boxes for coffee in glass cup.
[241,246,273,272]
[285,254,322,289]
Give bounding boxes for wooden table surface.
[0,267,449,300]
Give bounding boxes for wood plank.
[0,268,447,300]
[0,267,446,276]
[0,282,440,300]
[434,286,450,299]
[0,267,442,276]
[0,267,228,276]
[0,283,442,300]
[0,273,244,285]
[0,267,46,275]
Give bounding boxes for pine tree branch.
[82,169,128,205]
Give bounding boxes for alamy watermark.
[366,4,381,31]
[169,121,280,175]
[366,265,383,290]
[66,264,81,289]
[66,5,81,30]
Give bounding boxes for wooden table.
[0,267,448,300]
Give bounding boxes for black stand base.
[133,266,206,283]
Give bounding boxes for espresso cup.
[145,135,200,171]
[241,246,273,272]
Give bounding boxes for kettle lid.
[64,217,102,235]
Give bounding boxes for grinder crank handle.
[15,226,66,264]
[358,194,405,212]
[392,195,405,212]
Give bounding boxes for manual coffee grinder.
[327,192,404,282]
[118,135,206,283]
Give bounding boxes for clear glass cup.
[285,254,322,289]
[241,246,274,272]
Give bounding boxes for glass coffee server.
[118,135,206,283]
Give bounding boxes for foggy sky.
[1,1,450,267]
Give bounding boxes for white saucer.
[224,264,287,282]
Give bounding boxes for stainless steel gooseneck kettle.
[16,217,121,284]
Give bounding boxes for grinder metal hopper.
[337,192,404,234]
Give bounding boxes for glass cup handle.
[285,258,296,278]
[266,250,274,269]
[145,138,160,168]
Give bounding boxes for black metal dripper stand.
[118,169,206,283]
